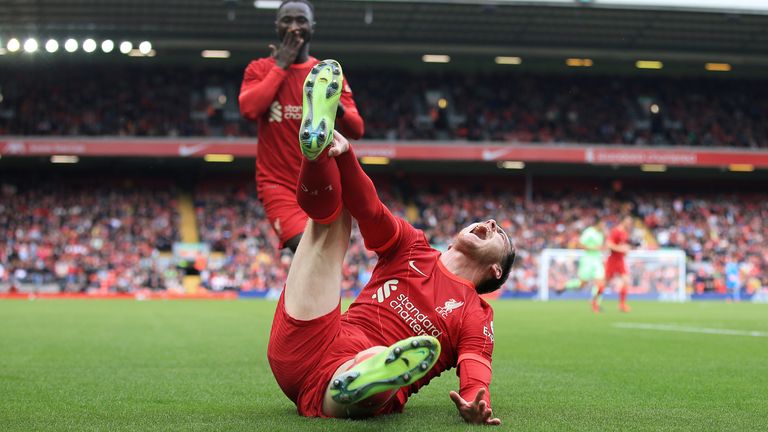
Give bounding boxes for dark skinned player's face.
[275,2,314,44]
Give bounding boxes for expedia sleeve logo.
[483,320,494,343]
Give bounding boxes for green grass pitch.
[1,299,766,431]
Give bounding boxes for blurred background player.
[605,215,634,313]
[238,0,365,252]
[561,218,606,313]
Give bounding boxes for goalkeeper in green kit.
[560,219,606,313]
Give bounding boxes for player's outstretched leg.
[323,336,440,417]
[299,59,343,160]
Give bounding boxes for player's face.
[622,216,633,230]
[275,2,314,44]
[455,219,510,265]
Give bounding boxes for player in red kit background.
[239,0,364,252]
[605,215,633,312]
[267,131,514,424]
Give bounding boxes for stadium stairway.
[178,194,202,293]
[633,218,659,249]
[179,194,199,243]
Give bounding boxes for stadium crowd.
[0,180,182,293]
[194,182,288,293]
[1,67,766,147]
[636,194,768,296]
[3,176,765,300]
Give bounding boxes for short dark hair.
[475,240,516,295]
[278,0,314,15]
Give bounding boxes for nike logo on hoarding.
[178,144,208,157]
[408,260,428,277]
[481,148,510,161]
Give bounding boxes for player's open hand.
[449,389,501,426]
[270,31,304,69]
[328,130,350,157]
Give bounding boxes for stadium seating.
[0,178,182,293]
[1,176,765,298]
[1,67,766,147]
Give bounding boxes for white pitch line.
[614,323,768,337]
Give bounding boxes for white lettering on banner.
[18,143,88,155]
[354,147,397,158]
[389,293,443,338]
[587,148,697,165]
[4,141,26,154]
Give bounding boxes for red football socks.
[335,146,395,249]
[296,151,342,224]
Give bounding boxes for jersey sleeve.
[238,60,287,121]
[456,302,495,407]
[370,216,426,260]
[608,228,621,245]
[336,77,365,139]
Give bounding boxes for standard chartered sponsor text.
[390,293,442,338]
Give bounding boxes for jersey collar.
[436,256,476,290]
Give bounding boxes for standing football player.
[604,215,633,313]
[239,0,364,252]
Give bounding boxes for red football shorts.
[268,292,375,417]
[258,182,308,248]
[605,256,627,280]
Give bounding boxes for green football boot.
[299,59,343,160]
[330,336,441,404]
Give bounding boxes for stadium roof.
[2,0,767,69]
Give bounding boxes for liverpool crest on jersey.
[435,298,464,318]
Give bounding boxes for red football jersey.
[608,226,628,260]
[239,57,362,196]
[342,218,495,405]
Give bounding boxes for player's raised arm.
[238,59,289,121]
[335,81,365,139]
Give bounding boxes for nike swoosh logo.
[178,144,208,157]
[481,148,510,161]
[408,260,428,277]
